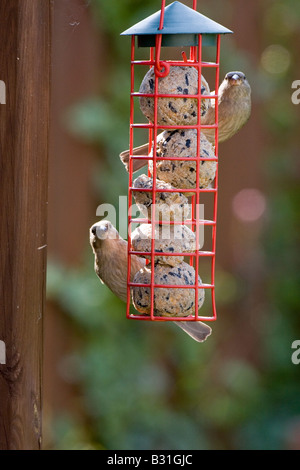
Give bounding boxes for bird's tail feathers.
[175,321,212,343]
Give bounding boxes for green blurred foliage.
[47,0,300,450]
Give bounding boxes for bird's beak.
[226,72,242,86]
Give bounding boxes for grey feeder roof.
[121,1,232,47]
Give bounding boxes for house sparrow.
[201,71,251,143]
[90,220,212,343]
[119,71,251,173]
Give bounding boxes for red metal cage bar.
[126,1,220,323]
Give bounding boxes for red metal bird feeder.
[121,1,232,325]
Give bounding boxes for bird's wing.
[175,321,212,343]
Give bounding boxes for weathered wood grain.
[0,0,51,450]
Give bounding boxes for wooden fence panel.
[0,0,51,450]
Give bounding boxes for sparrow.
[90,220,212,343]
[119,71,251,173]
[201,71,251,143]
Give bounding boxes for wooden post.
[0,0,51,450]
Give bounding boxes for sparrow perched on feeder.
[90,220,144,302]
[201,71,251,143]
[119,71,251,173]
[89,220,212,343]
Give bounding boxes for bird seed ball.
[150,129,216,196]
[132,174,190,222]
[132,262,205,317]
[139,66,210,126]
[131,223,196,267]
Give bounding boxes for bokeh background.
[44,0,300,450]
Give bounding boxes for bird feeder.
[121,1,232,326]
